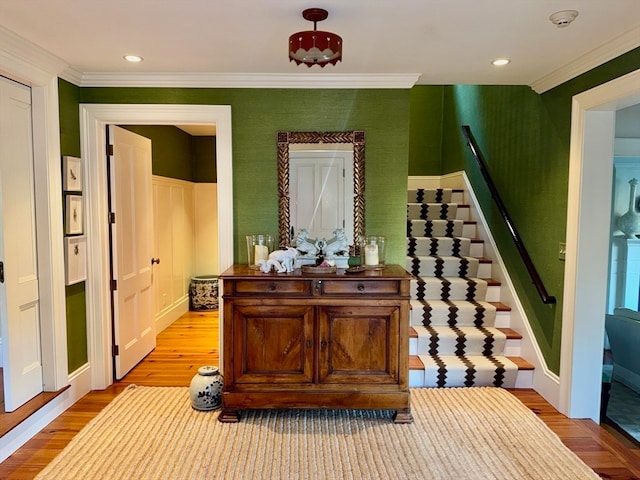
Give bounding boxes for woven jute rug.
[35,386,599,480]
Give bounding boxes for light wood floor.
[2,310,640,479]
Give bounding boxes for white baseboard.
[0,362,92,462]
[155,297,189,333]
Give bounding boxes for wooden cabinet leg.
[218,408,240,423]
[393,408,413,424]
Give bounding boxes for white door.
[108,125,156,380]
[290,150,354,242]
[0,76,43,411]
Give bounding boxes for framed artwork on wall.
[65,194,83,235]
[64,235,87,285]
[63,156,82,192]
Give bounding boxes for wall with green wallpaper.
[76,87,412,265]
[120,125,217,182]
[58,79,88,372]
[57,47,638,375]
[439,47,640,373]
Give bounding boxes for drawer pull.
[306,340,312,349]
[320,340,328,350]
[357,283,365,292]
[268,283,277,291]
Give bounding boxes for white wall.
[153,176,194,331]
[152,176,218,332]
[194,183,219,276]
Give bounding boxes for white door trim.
[80,104,233,389]
[560,69,640,421]
[0,49,68,393]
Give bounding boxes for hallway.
[2,310,640,479]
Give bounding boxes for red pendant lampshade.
[289,8,342,68]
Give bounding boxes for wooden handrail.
[461,125,556,305]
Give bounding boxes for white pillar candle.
[254,245,269,264]
[364,244,379,266]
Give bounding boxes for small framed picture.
[65,194,83,235]
[64,236,87,285]
[63,156,82,192]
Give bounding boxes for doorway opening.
[560,69,640,422]
[80,104,233,391]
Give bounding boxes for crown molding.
[65,72,422,89]
[0,25,68,82]
[530,26,640,94]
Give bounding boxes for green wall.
[58,79,88,372]
[58,47,638,375]
[76,87,411,265]
[409,86,445,175]
[120,125,217,182]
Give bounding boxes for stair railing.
[461,125,556,305]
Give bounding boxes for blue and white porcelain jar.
[189,366,223,411]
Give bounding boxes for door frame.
[80,104,233,390]
[560,69,640,421]
[0,58,68,394]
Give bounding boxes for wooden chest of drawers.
[218,264,413,423]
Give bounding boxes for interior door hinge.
[109,212,116,224]
[107,144,114,156]
[112,344,119,356]
[111,279,117,291]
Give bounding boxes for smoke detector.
[549,10,579,28]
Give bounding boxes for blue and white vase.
[189,366,223,411]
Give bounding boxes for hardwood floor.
[1,310,640,479]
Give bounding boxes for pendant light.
[289,8,342,67]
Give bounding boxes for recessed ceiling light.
[492,58,510,66]
[124,55,143,63]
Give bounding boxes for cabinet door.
[318,305,400,384]
[233,304,314,384]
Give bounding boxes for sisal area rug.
[35,386,599,480]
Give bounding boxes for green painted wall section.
[57,47,638,376]
[438,47,640,373]
[120,126,217,182]
[58,79,88,372]
[76,88,411,265]
[193,136,217,183]
[409,86,445,175]
[121,125,194,180]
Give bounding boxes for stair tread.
[409,355,533,370]
[409,326,522,339]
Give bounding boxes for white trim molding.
[61,72,422,89]
[560,69,640,421]
[531,26,640,94]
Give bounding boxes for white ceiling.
[1,1,638,91]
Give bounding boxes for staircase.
[406,185,534,388]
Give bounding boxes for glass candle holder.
[246,234,274,269]
[362,235,386,269]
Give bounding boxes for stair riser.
[408,368,530,389]
[409,301,497,327]
[407,257,480,278]
[410,338,522,357]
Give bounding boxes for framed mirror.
[277,131,365,248]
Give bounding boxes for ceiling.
[1,1,638,91]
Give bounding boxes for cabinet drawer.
[234,280,312,295]
[321,280,400,295]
